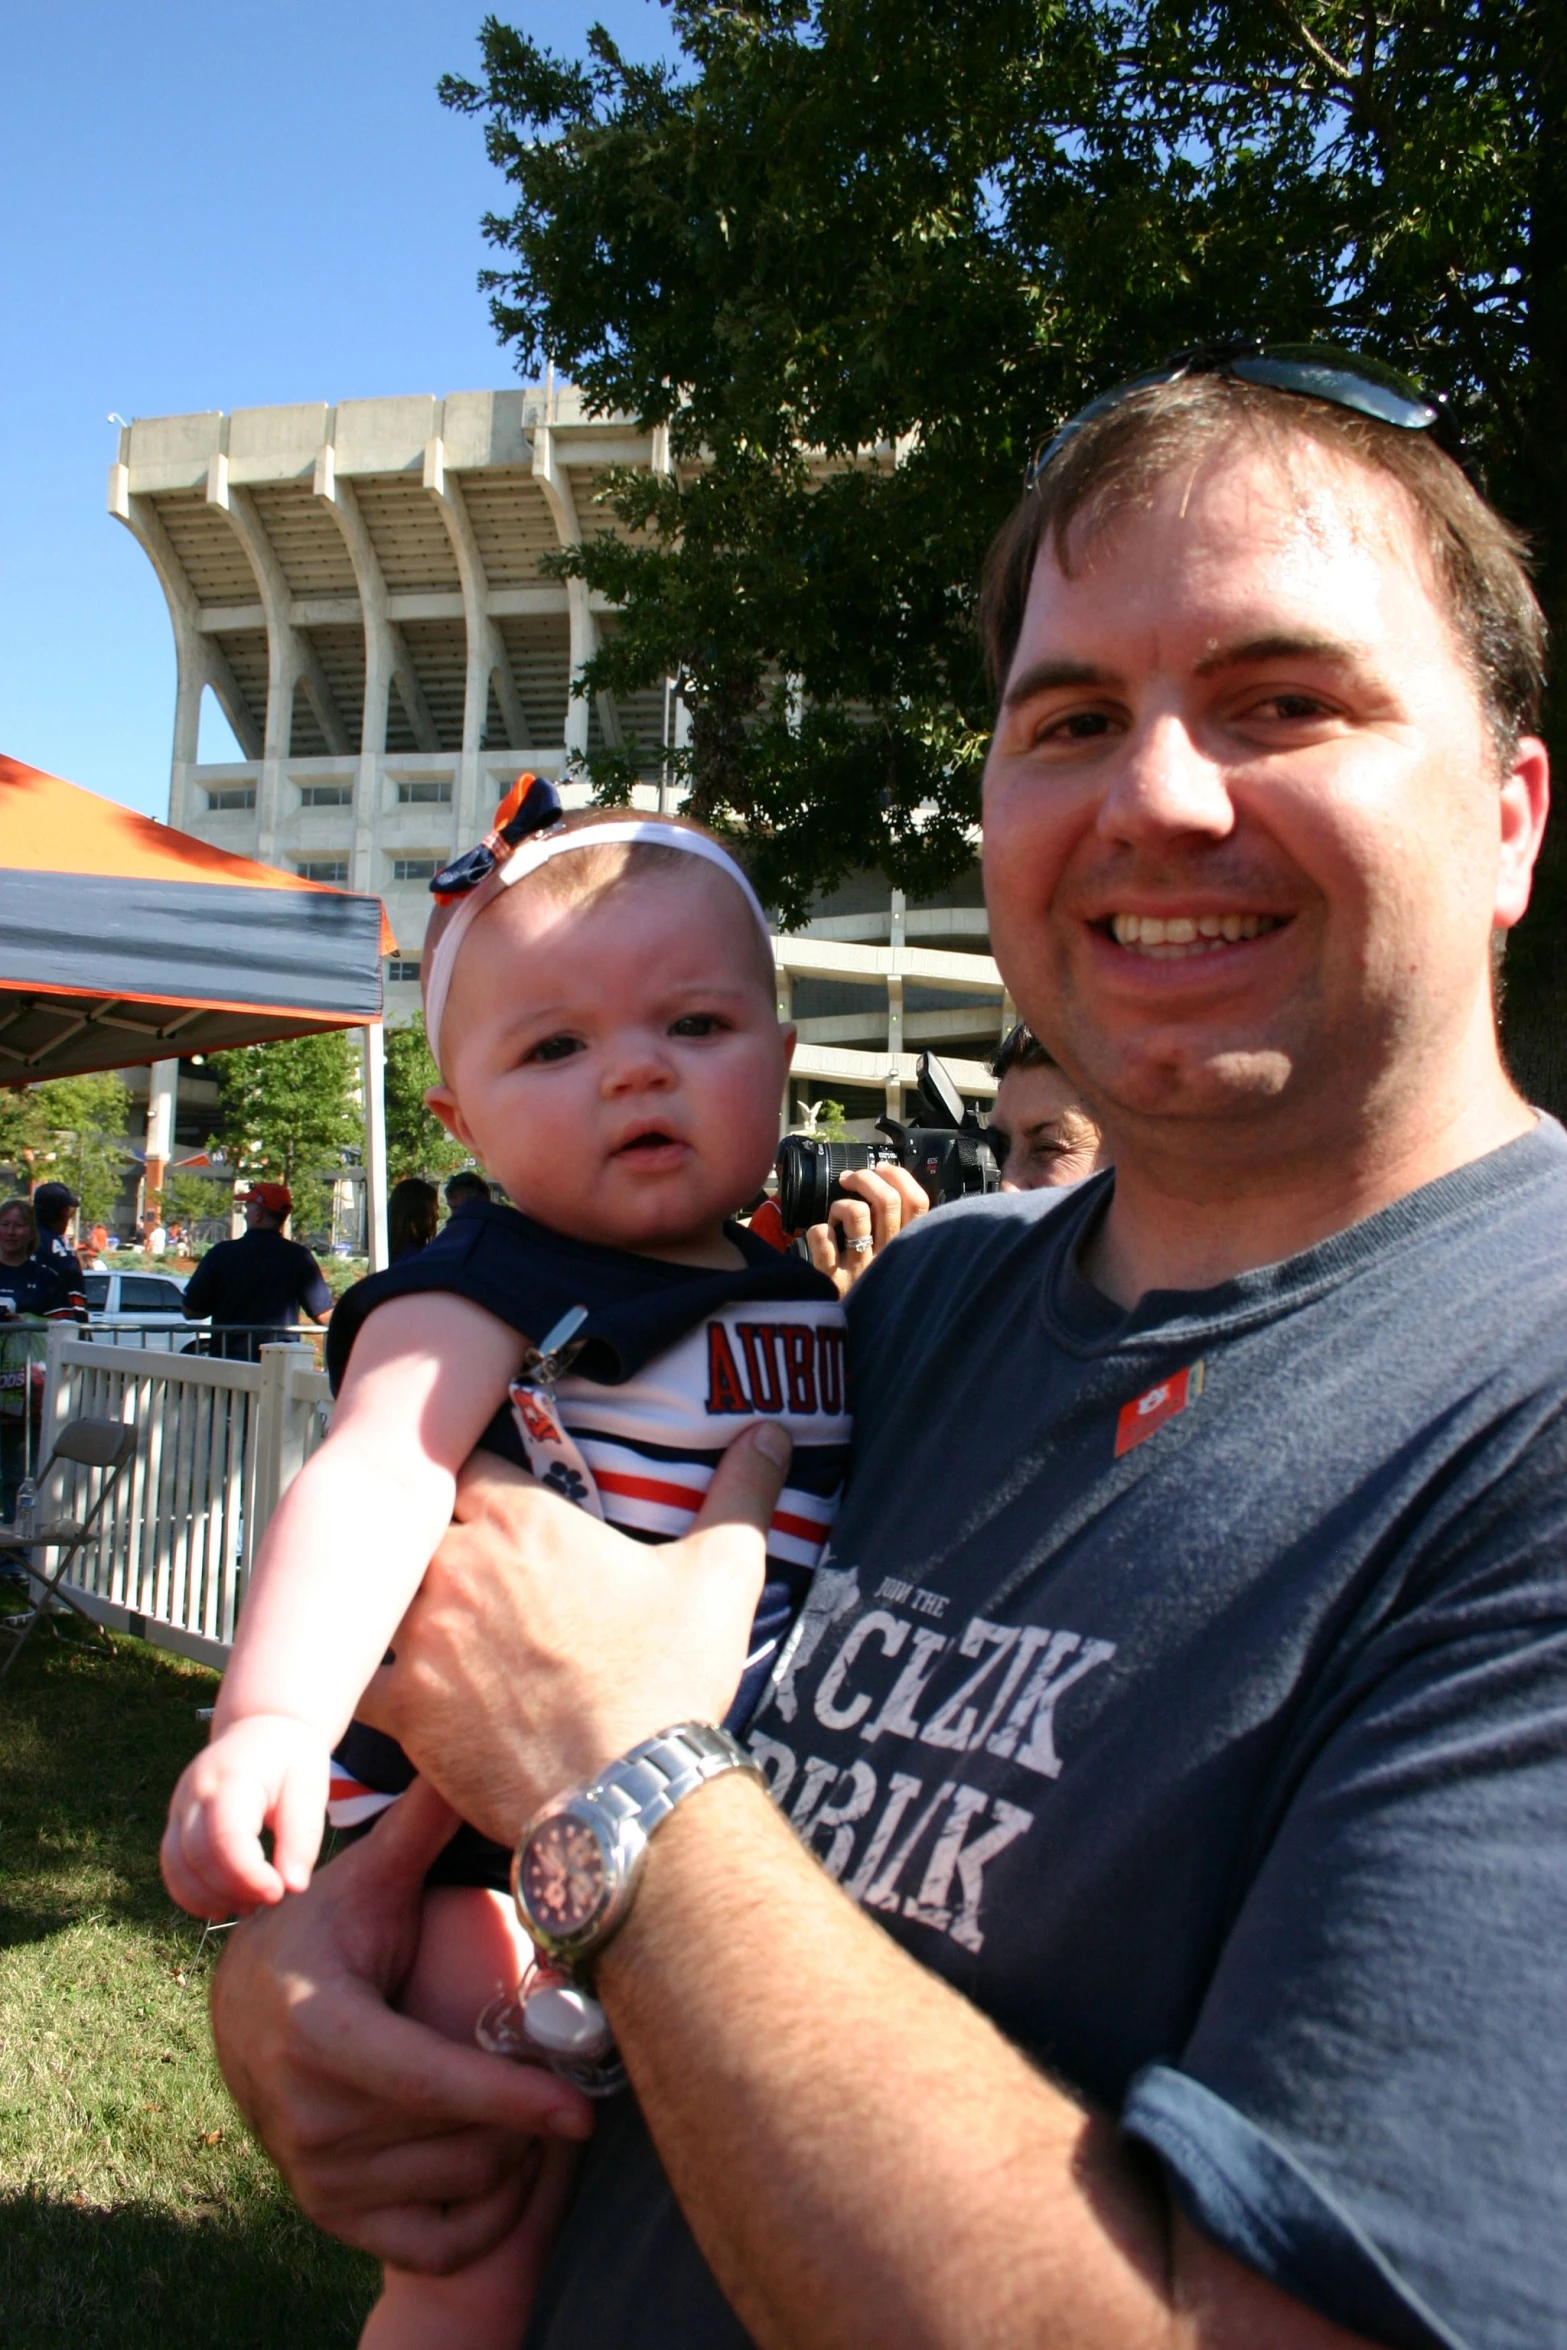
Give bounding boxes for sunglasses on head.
[1024,341,1469,490]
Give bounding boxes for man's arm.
[599,1772,1375,2350]
[298,1249,333,1325]
[362,1447,1380,2350]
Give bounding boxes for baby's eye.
[524,1033,584,1064]
[669,1013,728,1038]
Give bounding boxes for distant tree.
[0,1089,46,1188]
[384,1018,471,1185]
[209,1033,360,1242]
[796,1097,855,1140]
[162,1168,233,1244]
[21,1074,134,1227]
[445,0,1565,1099]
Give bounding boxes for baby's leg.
[360,1884,562,2350]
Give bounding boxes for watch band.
[584,1720,762,1835]
[512,1720,764,1972]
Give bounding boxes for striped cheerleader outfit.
[324,1199,849,1890]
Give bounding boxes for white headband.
[422,821,773,1078]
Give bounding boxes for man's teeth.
[1110,912,1280,958]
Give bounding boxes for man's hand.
[359,1424,792,1842]
[804,1163,929,1296]
[210,1777,592,2272]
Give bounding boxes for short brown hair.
[980,376,1547,762]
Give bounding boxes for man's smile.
[1105,910,1288,960]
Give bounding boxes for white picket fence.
[36,1329,332,1667]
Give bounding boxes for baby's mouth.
[615,1129,682,1157]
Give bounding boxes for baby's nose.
[602,1038,676,1092]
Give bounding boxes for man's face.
[982,440,1546,1150]
[989,1061,1102,1190]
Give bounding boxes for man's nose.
[1097,712,1234,846]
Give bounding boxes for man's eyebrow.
[1002,659,1119,709]
[1191,632,1367,678]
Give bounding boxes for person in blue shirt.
[181,1183,331,1360]
[212,355,1566,2350]
[30,1183,88,1320]
[0,1195,75,1525]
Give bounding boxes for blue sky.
[1,0,678,819]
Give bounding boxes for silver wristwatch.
[511,1721,762,1970]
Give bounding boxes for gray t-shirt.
[528,1120,1567,2350]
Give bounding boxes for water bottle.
[15,1477,36,1541]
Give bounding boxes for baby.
[161,778,849,2347]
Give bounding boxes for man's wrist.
[511,1722,763,1969]
[591,1766,777,2012]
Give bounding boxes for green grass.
[0,1600,377,2346]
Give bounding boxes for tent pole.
[362,1024,389,1270]
[144,1057,179,1212]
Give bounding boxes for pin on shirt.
[1114,1360,1206,1458]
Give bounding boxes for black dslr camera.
[774,1052,1000,1230]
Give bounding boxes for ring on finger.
[841,1236,874,1255]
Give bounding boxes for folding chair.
[0,1416,137,1686]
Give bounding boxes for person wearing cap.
[182,1183,331,1360]
[30,1181,88,1320]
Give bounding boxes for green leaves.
[208,1035,360,1242]
[383,1018,471,1184]
[446,0,1564,1084]
[4,1075,134,1228]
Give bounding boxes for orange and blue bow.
[430,774,564,903]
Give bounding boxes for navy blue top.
[328,1202,843,1889]
[183,1227,331,1350]
[38,1228,85,1291]
[327,1198,836,1467]
[0,1251,74,1320]
[527,1120,1567,2350]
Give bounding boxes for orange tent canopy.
[1,755,393,1082]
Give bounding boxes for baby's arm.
[161,1293,524,1918]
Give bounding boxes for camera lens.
[775,1138,897,1230]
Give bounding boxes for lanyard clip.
[516,1304,590,1391]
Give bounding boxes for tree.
[0,1074,134,1225]
[444,0,1565,1098]
[162,1168,233,1244]
[209,1033,360,1242]
[796,1097,855,1140]
[384,1018,472,1185]
[0,1089,45,1189]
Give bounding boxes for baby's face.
[430,863,793,1265]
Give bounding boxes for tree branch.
[1264,0,1355,90]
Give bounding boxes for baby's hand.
[160,1714,329,1920]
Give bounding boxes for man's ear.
[425,1086,475,1148]
[1495,735,1550,930]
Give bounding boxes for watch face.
[521,1811,609,1938]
